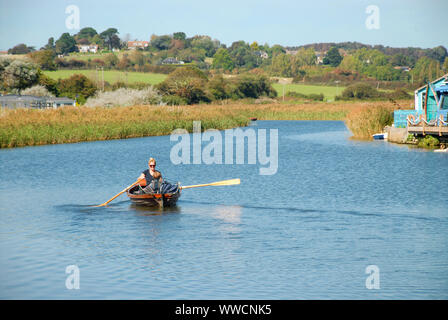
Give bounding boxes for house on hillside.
[315,51,325,65]
[127,41,149,50]
[254,51,268,59]
[77,44,99,53]
[162,57,185,65]
[0,95,75,109]
[393,66,411,72]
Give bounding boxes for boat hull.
[127,185,181,207]
[372,133,388,140]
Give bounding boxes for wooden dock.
[408,125,448,136]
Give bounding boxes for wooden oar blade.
[181,178,240,189]
[208,178,240,186]
[92,203,108,208]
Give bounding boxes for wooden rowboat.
[127,184,181,207]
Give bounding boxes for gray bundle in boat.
[160,181,179,194]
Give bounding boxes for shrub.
[157,66,210,104]
[208,75,232,100]
[57,74,97,104]
[231,74,277,99]
[162,95,188,105]
[417,135,439,148]
[85,87,163,107]
[21,85,54,97]
[386,88,411,100]
[338,83,381,100]
[0,59,40,92]
[286,91,324,101]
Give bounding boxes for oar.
[94,179,144,207]
[181,178,240,190]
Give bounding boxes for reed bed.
[344,102,396,139]
[0,105,249,148]
[0,100,409,148]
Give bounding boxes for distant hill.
[286,42,447,64]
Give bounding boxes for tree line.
[5,27,448,88]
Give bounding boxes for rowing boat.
[127,183,181,207]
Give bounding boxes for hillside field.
[44,69,347,100]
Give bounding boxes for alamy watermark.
[65,265,80,290]
[365,265,380,289]
[170,121,278,175]
[365,5,380,30]
[65,5,80,30]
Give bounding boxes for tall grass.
[0,100,407,148]
[344,103,395,139]
[0,105,249,148]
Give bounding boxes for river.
[0,120,447,299]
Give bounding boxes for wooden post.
[424,84,429,121]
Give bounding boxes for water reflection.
[130,203,181,216]
[212,205,242,224]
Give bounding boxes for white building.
[127,41,149,50]
[77,44,99,53]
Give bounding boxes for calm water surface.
[0,121,447,299]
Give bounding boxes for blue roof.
[435,85,448,93]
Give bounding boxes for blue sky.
[0,0,447,51]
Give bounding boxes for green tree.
[28,50,57,70]
[443,57,448,73]
[339,55,358,71]
[177,47,206,63]
[173,32,186,40]
[212,48,234,71]
[250,41,260,51]
[8,43,35,54]
[426,46,448,64]
[57,74,97,104]
[411,56,442,84]
[293,48,316,67]
[323,47,342,67]
[228,41,259,69]
[100,28,120,50]
[77,27,98,41]
[43,37,55,51]
[269,45,286,57]
[270,53,292,77]
[38,73,59,96]
[150,35,172,50]
[55,33,77,55]
[90,34,105,48]
[190,36,218,57]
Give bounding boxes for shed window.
[442,95,448,109]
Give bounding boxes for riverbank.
[0,100,409,148]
